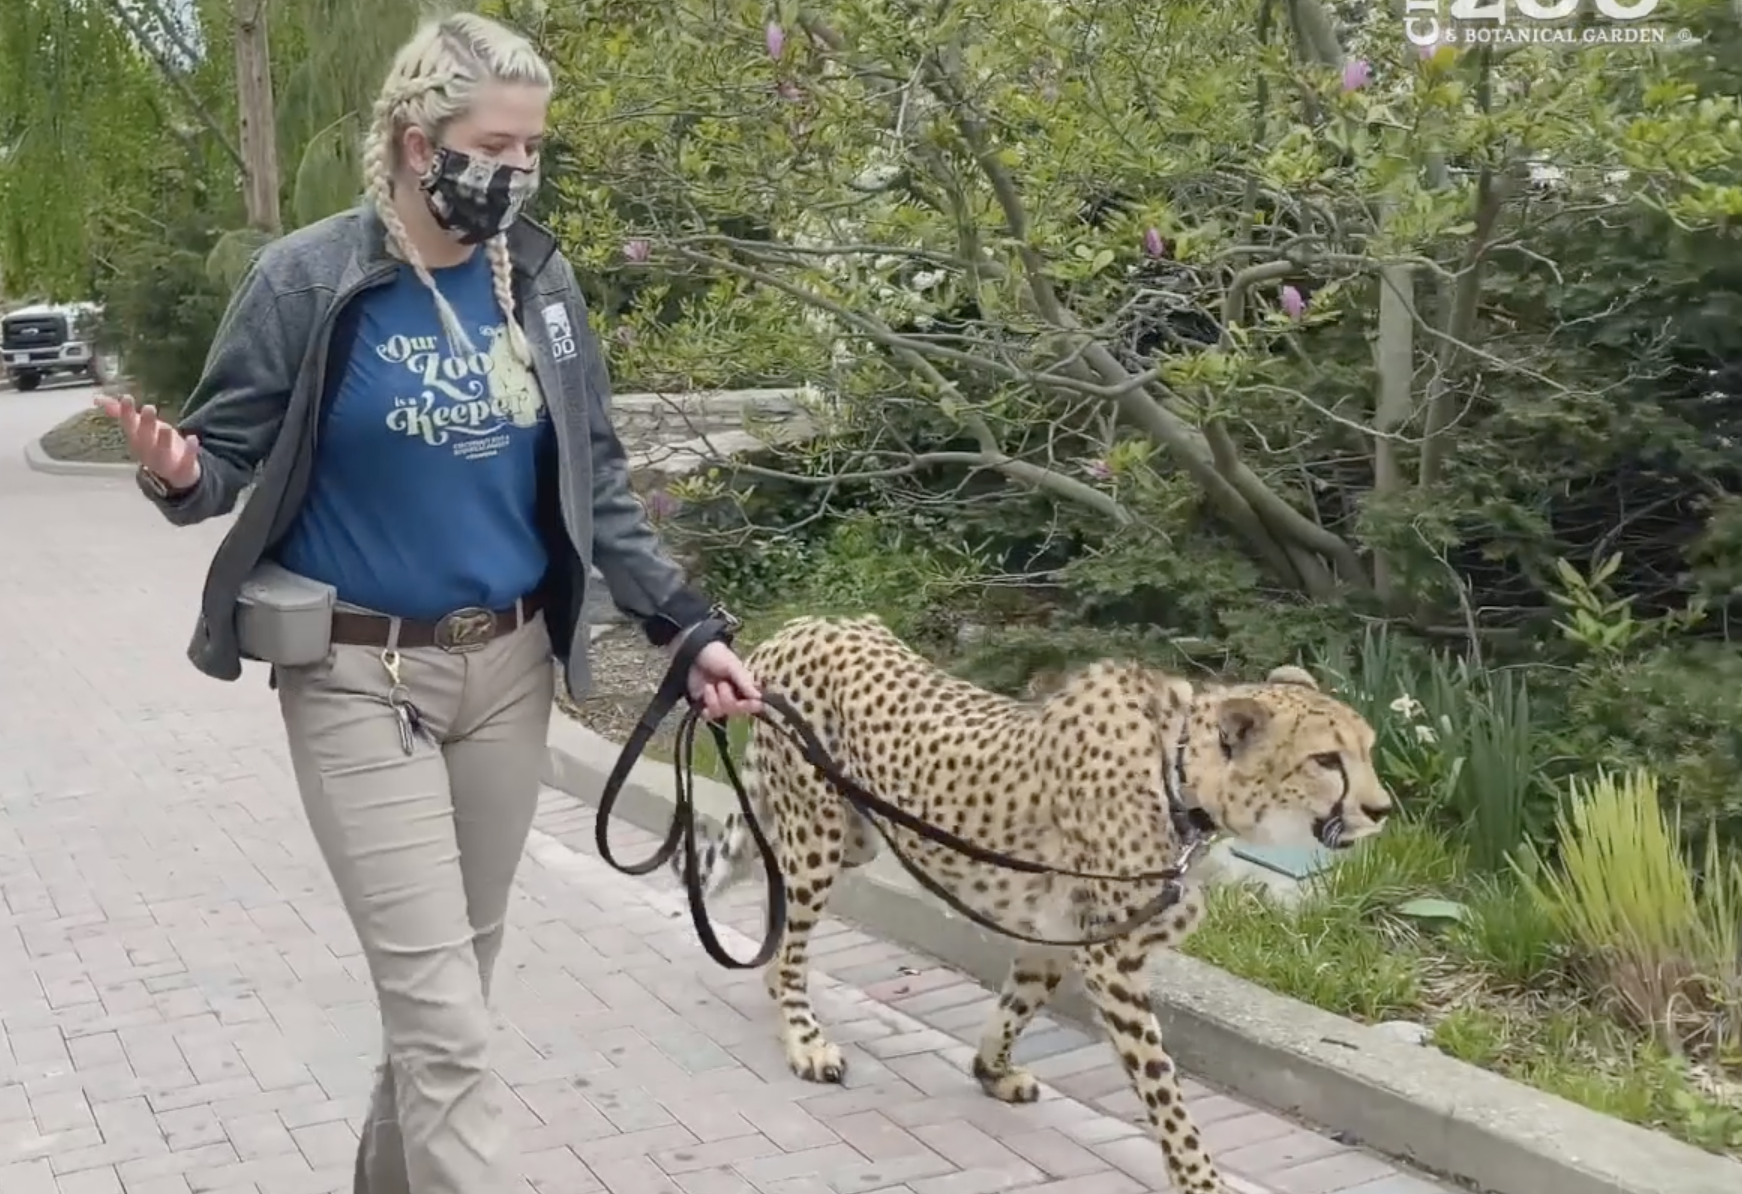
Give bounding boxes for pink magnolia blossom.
[645,490,681,520]
[1280,285,1306,320]
[776,80,803,102]
[1341,58,1372,92]
[613,325,637,345]
[1142,227,1167,259]
[765,22,786,60]
[1084,459,1113,481]
[623,239,651,264]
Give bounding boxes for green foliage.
[0,0,226,298]
[1562,647,1742,851]
[1517,769,1742,1058]
[1186,792,1742,1154]
[10,0,454,402]
[1432,1004,1742,1155]
[525,0,1742,621]
[1186,884,1425,1022]
[683,500,1005,654]
[1451,877,1564,992]
[94,205,232,412]
[271,0,440,219]
[1311,627,1558,871]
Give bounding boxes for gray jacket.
[142,203,711,694]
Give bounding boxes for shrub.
[1517,768,1742,1059]
[1451,877,1565,993]
[1563,646,1742,852]
[95,215,231,413]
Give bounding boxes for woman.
[96,13,760,1194]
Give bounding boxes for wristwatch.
[135,464,190,500]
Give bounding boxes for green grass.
[1434,1005,1742,1154]
[1180,827,1742,1157]
[644,713,752,782]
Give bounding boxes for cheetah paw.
[972,1056,1041,1103]
[785,1037,847,1084]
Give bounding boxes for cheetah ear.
[1266,665,1319,690]
[1216,697,1272,757]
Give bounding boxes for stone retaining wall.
[587,385,815,623]
[610,387,811,447]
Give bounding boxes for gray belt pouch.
[236,561,337,667]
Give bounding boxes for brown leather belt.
[329,592,547,653]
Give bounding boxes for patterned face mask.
[418,145,540,245]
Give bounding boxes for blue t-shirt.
[275,251,553,620]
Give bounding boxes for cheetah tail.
[671,811,756,897]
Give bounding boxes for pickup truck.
[2,301,104,391]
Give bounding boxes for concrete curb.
[545,713,1742,1194]
[22,435,135,477]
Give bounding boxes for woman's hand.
[92,394,202,491]
[687,640,763,720]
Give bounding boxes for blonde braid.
[485,234,532,366]
[362,74,476,358]
[485,233,542,426]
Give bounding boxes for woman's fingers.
[93,394,139,440]
[152,419,182,468]
[93,394,195,478]
[699,680,725,721]
[94,395,146,460]
[133,404,161,452]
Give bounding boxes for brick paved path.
[0,385,1454,1194]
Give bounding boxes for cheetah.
[678,614,1393,1194]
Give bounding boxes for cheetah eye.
[1311,752,1342,769]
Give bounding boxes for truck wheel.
[14,372,41,392]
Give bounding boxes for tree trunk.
[1373,261,1415,609]
[234,0,281,234]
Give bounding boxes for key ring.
[380,648,403,687]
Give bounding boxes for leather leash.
[594,617,1214,970]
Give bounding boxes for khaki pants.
[276,614,554,1194]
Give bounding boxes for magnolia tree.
[522,0,1742,616]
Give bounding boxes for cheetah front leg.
[971,949,1065,1103]
[1076,940,1224,1194]
[764,772,851,1084]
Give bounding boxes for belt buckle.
[434,606,497,653]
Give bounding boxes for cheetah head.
[1176,665,1392,851]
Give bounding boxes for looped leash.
[754,691,1208,948]
[593,610,787,970]
[594,616,1217,965]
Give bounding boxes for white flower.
[1414,723,1438,745]
[1389,694,1425,721]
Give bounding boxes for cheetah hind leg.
[972,949,1065,1103]
[1077,940,1224,1194]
